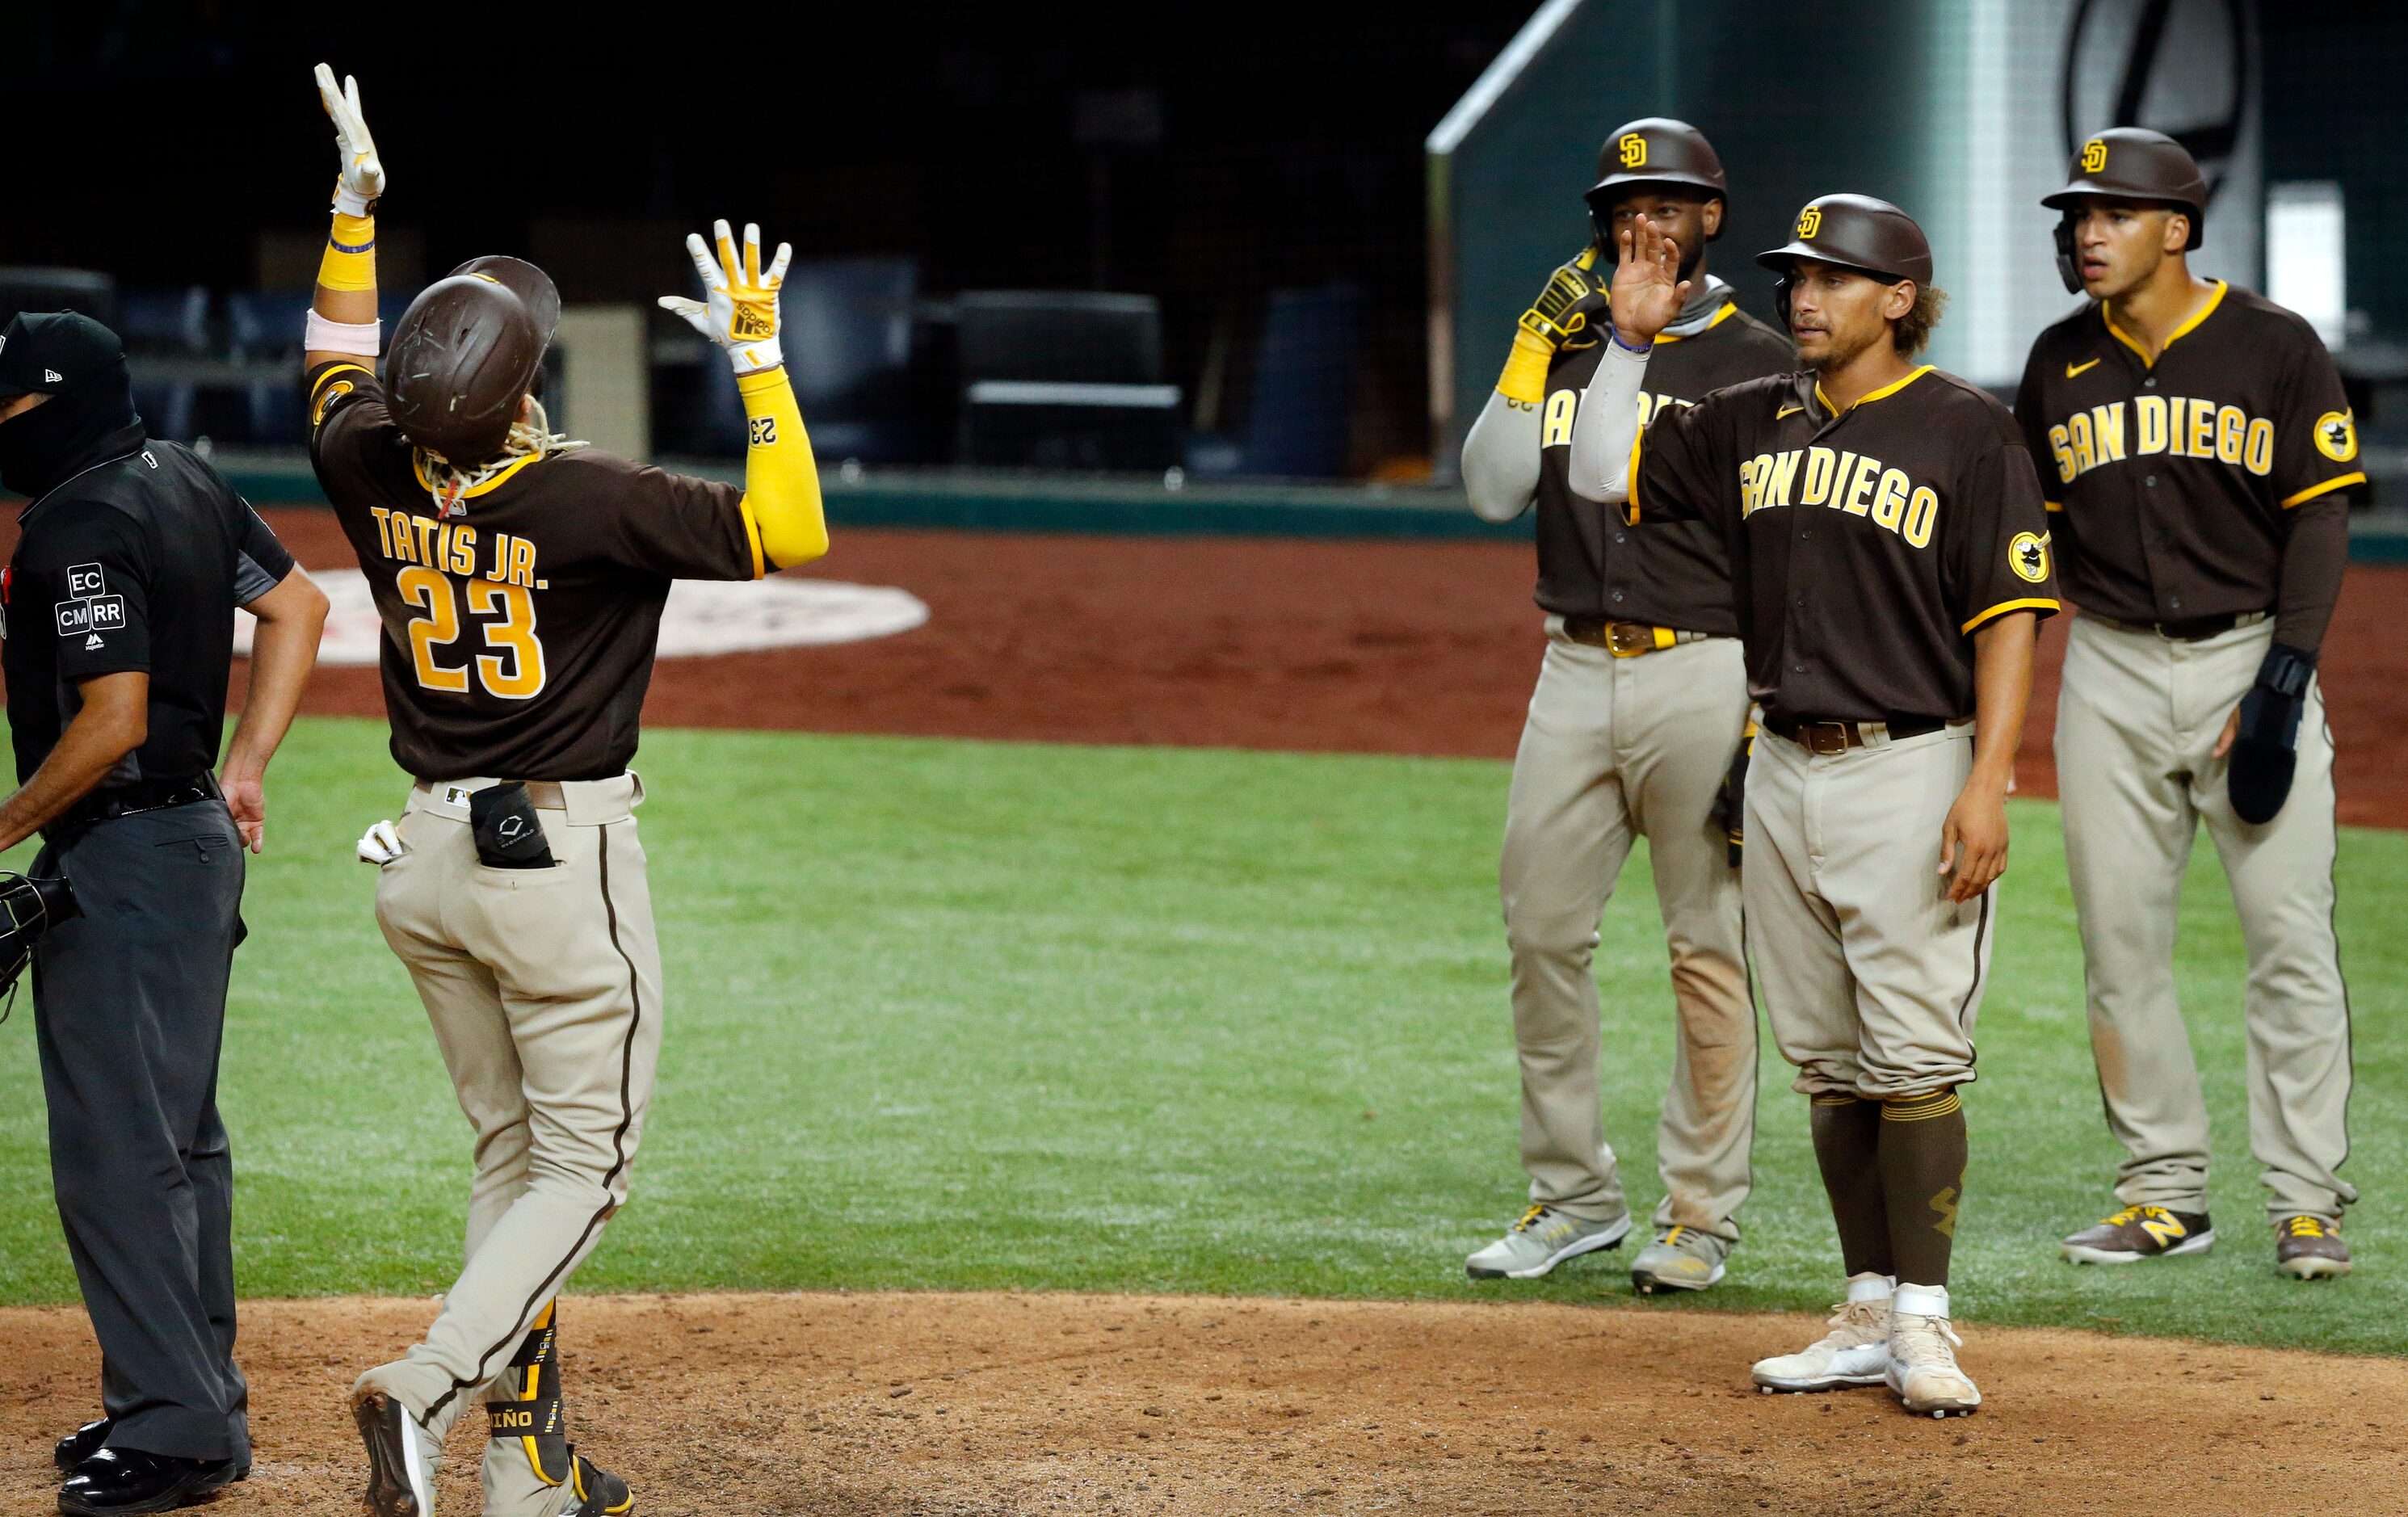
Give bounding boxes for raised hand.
[313,64,384,215]
[1609,215,1691,349]
[658,220,791,376]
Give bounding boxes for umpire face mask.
[0,369,143,502]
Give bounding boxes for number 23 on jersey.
[371,507,548,700]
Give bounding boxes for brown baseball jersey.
[1630,364,2060,724]
[2013,280,2364,628]
[1534,295,1794,629]
[305,359,759,780]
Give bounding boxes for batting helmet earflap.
[1586,118,1729,242]
[2042,127,2208,292]
[385,256,561,467]
[1756,194,1934,327]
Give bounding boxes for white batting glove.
[314,63,385,216]
[355,819,404,865]
[658,219,790,376]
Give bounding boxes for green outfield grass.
[0,717,2397,1354]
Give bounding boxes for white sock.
[1844,1271,1896,1304]
[1893,1282,1951,1318]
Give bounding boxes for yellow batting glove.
[658,218,790,376]
[1498,248,1601,405]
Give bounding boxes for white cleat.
[1886,1285,1981,1418]
[1751,1278,1892,1392]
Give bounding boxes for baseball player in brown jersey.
[1570,198,2057,1416]
[296,66,828,1515]
[2017,129,2361,1280]
[1460,119,1790,1293]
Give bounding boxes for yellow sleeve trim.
[1624,418,1645,524]
[311,361,373,399]
[734,365,829,570]
[1960,597,2059,634]
[2280,471,2365,508]
[2043,498,2064,513]
[735,498,767,579]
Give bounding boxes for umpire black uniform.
[0,313,304,1511]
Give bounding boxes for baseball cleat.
[2274,1216,2351,1280]
[1751,1285,1891,1392]
[355,1389,440,1516]
[1465,1204,1632,1280]
[1630,1224,1729,1294]
[566,1452,636,1515]
[2060,1203,2213,1264]
[1885,1286,1979,1418]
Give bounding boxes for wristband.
[305,309,381,357]
[1610,327,1653,355]
[1496,328,1553,406]
[319,211,376,292]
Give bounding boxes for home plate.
[236,569,928,666]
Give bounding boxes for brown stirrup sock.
[1809,1095,1893,1278]
[1878,1089,1968,1288]
[486,1300,573,1488]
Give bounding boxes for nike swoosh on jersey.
[2066,357,2102,378]
[1776,404,1805,419]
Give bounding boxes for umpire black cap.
[1756,194,1934,288]
[1586,118,1729,234]
[2043,128,2208,248]
[0,311,125,401]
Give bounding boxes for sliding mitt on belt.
[2228,643,2315,826]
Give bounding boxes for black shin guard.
[1878,1090,1968,1288]
[1809,1095,1893,1278]
[485,1301,573,1489]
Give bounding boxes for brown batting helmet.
[2042,128,2208,290]
[385,255,561,466]
[1586,118,1728,238]
[1756,195,1934,329]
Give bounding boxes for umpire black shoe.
[54,1418,111,1473]
[2060,1203,2214,1263]
[57,1448,237,1515]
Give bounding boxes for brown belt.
[2088,610,2268,643]
[1561,618,1713,658]
[1764,713,1951,756]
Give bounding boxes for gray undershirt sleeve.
[1460,389,1542,523]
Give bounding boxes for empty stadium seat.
[956,291,1180,471]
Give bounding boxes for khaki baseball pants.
[2056,615,2354,1225]
[1745,723,1993,1100]
[362,773,662,1515]
[1500,627,1756,1242]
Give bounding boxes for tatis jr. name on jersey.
[1734,446,1942,547]
[368,506,548,589]
[2041,395,2276,488]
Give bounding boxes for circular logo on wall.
[2060,0,2247,203]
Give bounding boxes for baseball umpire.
[296,66,827,1515]
[0,309,326,1514]
[2018,129,2361,1280]
[1460,118,1788,1292]
[1570,199,2056,1416]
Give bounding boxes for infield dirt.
[255,514,2408,829]
[1,1289,2395,1515]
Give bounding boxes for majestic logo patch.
[2081,137,2109,174]
[1796,206,1822,239]
[2011,530,2052,583]
[1616,132,1647,169]
[2314,410,2358,463]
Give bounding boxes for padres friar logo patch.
[1796,206,1822,239]
[1617,132,1647,169]
[2314,410,2358,463]
[312,378,355,426]
[2010,530,2051,584]
[2081,137,2109,174]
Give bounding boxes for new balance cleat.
[2274,1216,2351,1280]
[1465,1204,1632,1280]
[2060,1203,2213,1264]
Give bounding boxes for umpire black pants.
[32,801,249,1464]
